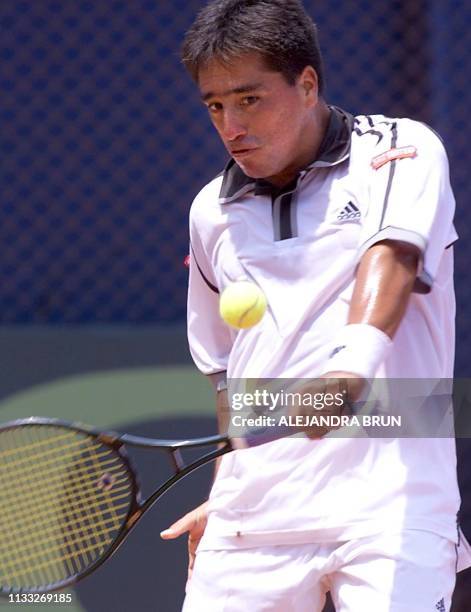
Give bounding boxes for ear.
[298,66,319,107]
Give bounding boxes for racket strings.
[0,426,133,591]
[0,474,131,561]
[0,429,128,586]
[0,448,129,515]
[0,434,119,474]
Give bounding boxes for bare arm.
[347,239,419,335]
[325,239,419,395]
[214,388,229,475]
[296,239,420,432]
[160,372,229,581]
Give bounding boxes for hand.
[321,371,366,404]
[160,501,208,584]
[291,373,365,439]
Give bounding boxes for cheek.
[206,110,226,137]
[266,102,303,144]
[272,121,301,155]
[210,116,223,136]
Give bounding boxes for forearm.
[207,372,230,479]
[348,239,419,338]
[323,239,419,399]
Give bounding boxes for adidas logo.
[337,201,361,222]
[330,345,346,358]
[435,598,445,612]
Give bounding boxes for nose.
[221,110,247,142]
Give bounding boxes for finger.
[185,575,192,593]
[160,513,196,539]
[188,537,199,561]
[187,541,197,587]
[306,428,328,439]
[187,525,204,573]
[188,550,196,576]
[187,543,198,580]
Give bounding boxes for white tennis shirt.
[187,107,461,549]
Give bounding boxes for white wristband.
[325,324,392,379]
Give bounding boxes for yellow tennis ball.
[219,281,267,329]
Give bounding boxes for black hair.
[182,0,325,93]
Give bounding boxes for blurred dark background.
[0,1,469,611]
[0,0,469,367]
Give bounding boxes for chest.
[209,167,368,288]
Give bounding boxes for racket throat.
[126,509,143,529]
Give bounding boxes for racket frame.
[0,416,232,595]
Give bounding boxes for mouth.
[231,148,258,159]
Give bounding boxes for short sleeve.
[187,204,234,375]
[357,120,457,291]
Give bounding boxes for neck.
[309,99,332,159]
[267,100,331,188]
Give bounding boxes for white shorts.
[182,531,456,612]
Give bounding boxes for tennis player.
[161,1,469,609]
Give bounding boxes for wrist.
[216,379,228,393]
[324,323,392,380]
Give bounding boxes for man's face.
[198,53,319,187]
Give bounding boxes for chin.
[235,161,271,180]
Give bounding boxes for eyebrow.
[201,82,264,102]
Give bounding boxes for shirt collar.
[218,106,354,205]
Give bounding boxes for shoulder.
[351,114,449,164]
[352,115,450,151]
[190,173,225,228]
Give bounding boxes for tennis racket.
[0,416,265,595]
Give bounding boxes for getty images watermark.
[230,387,401,431]
[226,378,462,439]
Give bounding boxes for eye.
[240,96,259,107]
[206,101,223,113]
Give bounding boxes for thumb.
[160,512,196,540]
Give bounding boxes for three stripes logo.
[337,201,361,222]
[435,598,445,612]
